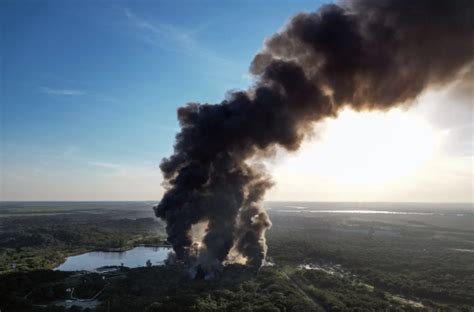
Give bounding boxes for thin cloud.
[123,8,198,48]
[98,96,119,103]
[57,145,79,159]
[122,8,236,67]
[39,86,85,96]
[86,160,159,179]
[86,161,122,171]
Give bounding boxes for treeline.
[267,213,474,308]
[0,213,165,273]
[3,264,458,312]
[95,265,318,312]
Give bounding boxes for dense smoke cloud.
[154,0,473,275]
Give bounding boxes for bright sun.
[277,108,442,185]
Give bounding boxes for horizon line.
[0,200,472,205]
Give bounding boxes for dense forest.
[0,203,166,272]
[0,202,472,311]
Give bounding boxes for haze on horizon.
[1,0,472,203]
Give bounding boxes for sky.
[1,0,472,202]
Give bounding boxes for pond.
[55,246,171,271]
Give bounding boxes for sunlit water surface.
[55,246,171,271]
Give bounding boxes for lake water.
[282,208,439,215]
[55,246,171,271]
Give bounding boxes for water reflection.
[55,246,171,271]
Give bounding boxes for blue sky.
[1,0,325,200]
[2,0,471,202]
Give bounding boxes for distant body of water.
[280,208,466,216]
[264,201,472,216]
[1,201,471,215]
[55,246,171,271]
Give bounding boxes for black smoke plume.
[154,0,473,274]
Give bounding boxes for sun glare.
[280,108,442,185]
